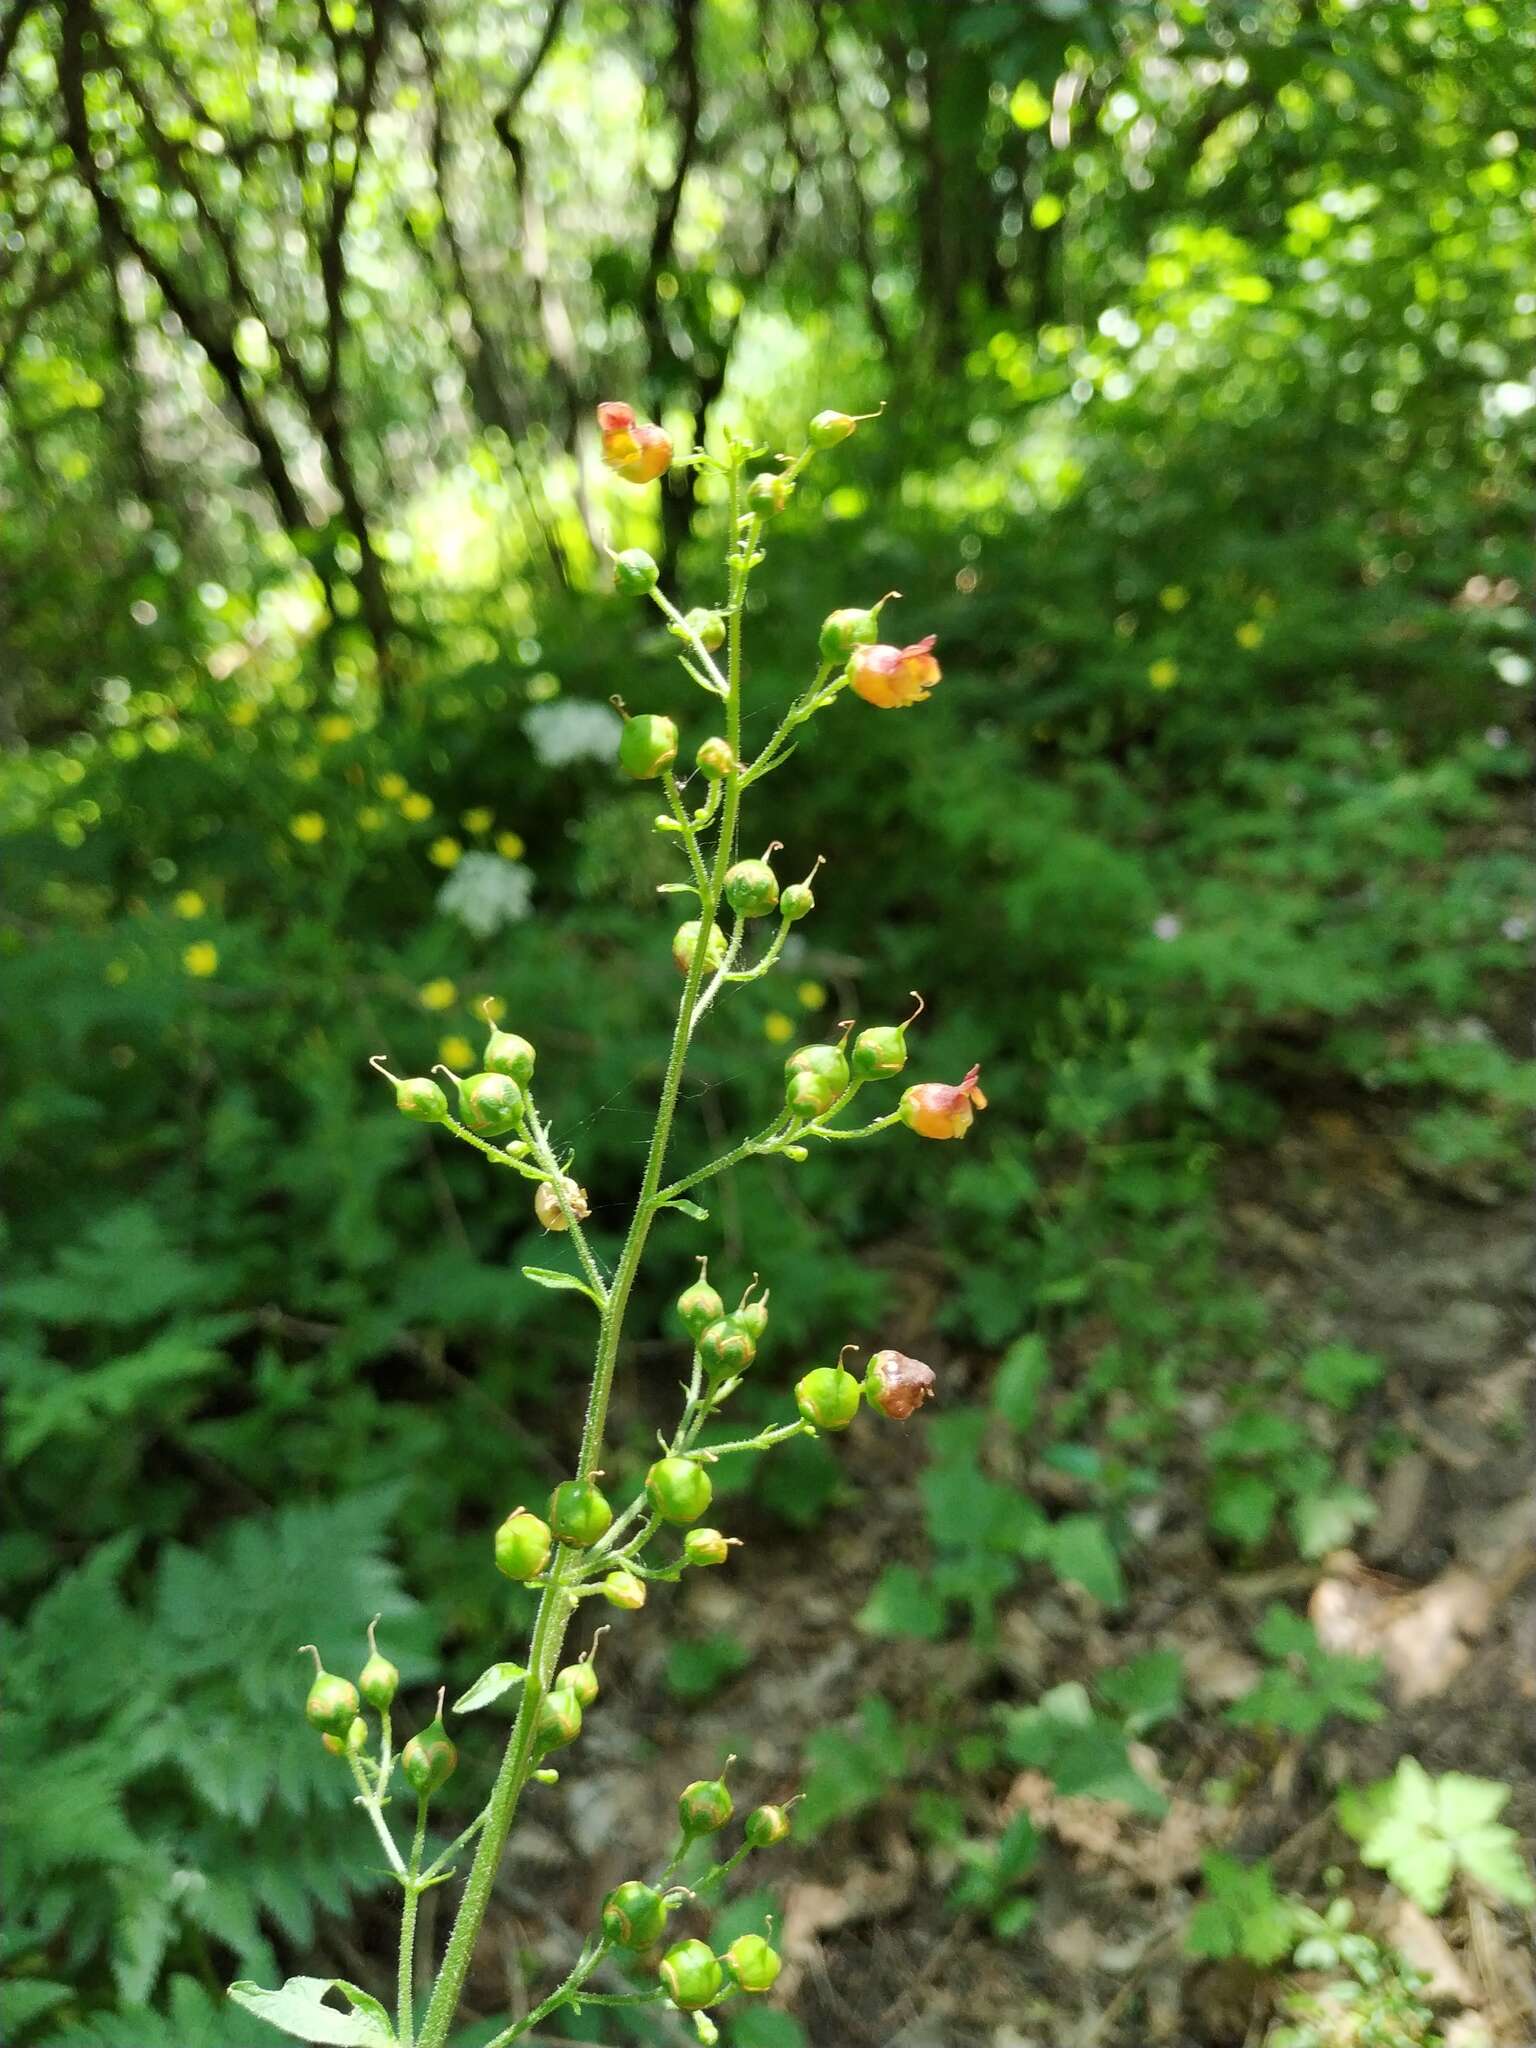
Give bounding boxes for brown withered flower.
[863,1349,936,1420]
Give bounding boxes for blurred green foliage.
[2,0,1534,2037]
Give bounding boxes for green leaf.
[992,1334,1049,1431]
[664,1632,750,1702]
[519,1267,602,1307]
[1207,1470,1279,1548]
[1045,1515,1125,1608]
[1186,1853,1298,1965]
[453,1662,527,1714]
[1345,1758,1535,1912]
[856,1565,946,1640]
[227,1978,395,2046]
[0,1982,75,2033]
[1300,1344,1385,1410]
[1097,1650,1184,1733]
[1289,1483,1376,1559]
[659,1197,710,1222]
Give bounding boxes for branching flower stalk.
[233,401,987,2048]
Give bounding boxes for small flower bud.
[677,1258,725,1339]
[602,1881,670,1950]
[555,1659,599,1708]
[495,1508,553,1582]
[456,1070,524,1137]
[693,2012,719,2046]
[851,992,924,1081]
[746,470,793,516]
[321,1731,346,1757]
[597,400,673,485]
[534,1684,583,1755]
[795,1363,861,1432]
[744,1803,792,1848]
[683,607,726,652]
[698,1314,756,1379]
[646,1455,713,1526]
[613,547,659,595]
[549,1479,614,1548]
[660,1939,723,2012]
[401,1694,458,1797]
[534,1175,590,1232]
[672,919,728,975]
[817,607,880,663]
[695,735,736,780]
[724,1934,782,1994]
[344,1714,369,1754]
[847,635,941,709]
[618,712,679,781]
[864,1348,936,1419]
[683,1527,735,1568]
[370,1059,449,1123]
[359,1617,399,1710]
[724,852,780,920]
[899,1064,987,1140]
[601,1568,647,1610]
[483,1027,536,1085]
[301,1648,360,1737]
[678,1772,733,1837]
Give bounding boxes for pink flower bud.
[597,400,673,485]
[899,1065,986,1140]
[864,1349,936,1420]
[846,635,941,709]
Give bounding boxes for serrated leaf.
[227,1977,394,2046]
[453,1662,527,1713]
[520,1267,603,1307]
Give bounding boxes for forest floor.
[389,1104,1535,2048]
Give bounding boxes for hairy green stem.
[398,1800,428,2046]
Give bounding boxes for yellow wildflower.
[495,830,525,860]
[796,980,826,1011]
[1147,659,1179,691]
[228,701,258,727]
[428,837,462,869]
[438,1035,474,1070]
[462,807,495,835]
[378,771,408,799]
[400,793,432,822]
[420,977,457,1011]
[183,942,219,978]
[290,812,327,843]
[1158,585,1190,612]
[763,1011,795,1044]
[357,806,385,831]
[1235,621,1264,649]
[173,890,206,919]
[318,714,355,743]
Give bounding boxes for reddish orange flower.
[597,400,673,484]
[846,634,941,709]
[899,1065,986,1140]
[864,1350,937,1419]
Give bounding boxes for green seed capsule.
[808,408,857,448]
[746,471,793,516]
[744,1803,792,1847]
[851,994,924,1080]
[494,1508,553,1582]
[698,1315,756,1379]
[302,1651,361,1737]
[786,1040,850,1089]
[779,881,814,922]
[602,1881,669,1950]
[724,858,779,919]
[724,1934,782,1994]
[735,1293,769,1342]
[483,1028,536,1085]
[678,1774,733,1837]
[601,1568,647,1610]
[534,1685,583,1755]
[359,1619,399,1710]
[548,1479,613,1548]
[370,1059,449,1122]
[555,1659,599,1709]
[660,1939,724,2012]
[695,735,736,780]
[671,919,728,975]
[344,1714,369,1754]
[818,606,879,662]
[645,1455,713,1526]
[683,1527,732,1568]
[682,607,726,652]
[458,1070,523,1136]
[613,547,660,595]
[401,1700,457,1796]
[786,1067,841,1118]
[678,1261,726,1339]
[795,1365,862,1431]
[619,712,678,780]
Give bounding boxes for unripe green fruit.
[326,1715,367,1757]
[808,408,857,448]
[735,1295,769,1342]
[698,1314,756,1379]
[402,1711,457,1796]
[795,1365,862,1431]
[613,547,659,595]
[683,1527,732,1567]
[534,1685,583,1755]
[786,1041,849,1087]
[683,607,726,652]
[495,1508,553,1582]
[458,1070,523,1136]
[393,1076,449,1122]
[724,1934,782,1994]
[645,1455,713,1526]
[601,1568,646,1610]
[305,1667,361,1737]
[852,1025,907,1078]
[746,470,793,516]
[602,1881,669,1950]
[619,713,679,781]
[678,1267,725,1339]
[555,1659,600,1708]
[359,1653,399,1712]
[484,1028,536,1085]
[786,1067,841,1118]
[745,1803,792,1848]
[678,1775,733,1837]
[779,881,814,922]
[695,735,736,780]
[671,919,728,975]
[724,858,779,919]
[660,1939,723,2012]
[548,1479,613,1548]
[818,606,879,662]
